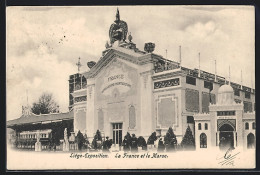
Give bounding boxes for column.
[216,131,220,146]
[86,83,95,139]
[140,70,153,139]
[233,131,237,147]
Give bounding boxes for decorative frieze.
[217,111,236,116]
[154,78,180,89]
[217,119,236,131]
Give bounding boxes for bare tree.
[31,92,59,115]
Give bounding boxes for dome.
[217,84,235,105]
[218,84,234,94]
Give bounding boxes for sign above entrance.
[97,58,137,98]
[101,72,132,95]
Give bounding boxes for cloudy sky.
[6,6,254,120]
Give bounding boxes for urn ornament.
[144,42,155,53]
[87,61,96,69]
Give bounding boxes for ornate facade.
[70,9,255,149]
[7,9,255,151]
[194,84,255,150]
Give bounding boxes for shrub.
[181,126,195,150]
[164,127,177,152]
[147,132,157,145]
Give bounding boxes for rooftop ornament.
[87,61,96,69]
[144,42,155,53]
[109,8,128,44]
[128,32,133,42]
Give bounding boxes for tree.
[181,126,195,150]
[31,92,59,115]
[137,136,147,150]
[164,127,177,152]
[76,130,85,150]
[147,132,157,145]
[92,130,102,150]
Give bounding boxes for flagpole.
[198,52,201,77]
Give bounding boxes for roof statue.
[128,32,133,42]
[109,8,128,44]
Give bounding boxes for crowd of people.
[80,127,180,153]
[92,131,178,153]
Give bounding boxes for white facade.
[194,84,255,150]
[70,10,255,148]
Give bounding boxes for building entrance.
[112,123,122,149]
[247,133,255,149]
[219,124,235,150]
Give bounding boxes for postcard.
[6,5,255,169]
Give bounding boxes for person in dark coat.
[157,138,165,152]
[131,134,138,153]
[102,137,112,152]
[122,136,130,152]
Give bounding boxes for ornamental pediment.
[95,57,139,100]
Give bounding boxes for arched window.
[245,122,249,130]
[252,122,256,130]
[205,123,208,130]
[198,123,202,130]
[98,109,104,131]
[129,105,136,129]
[200,133,207,148]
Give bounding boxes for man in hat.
[131,134,138,153]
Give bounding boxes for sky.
[6,6,255,120]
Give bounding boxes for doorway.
[219,124,234,150]
[247,133,255,149]
[112,123,122,149]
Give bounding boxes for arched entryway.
[200,133,207,148]
[219,124,234,150]
[247,133,255,149]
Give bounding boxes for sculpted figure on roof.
[109,8,128,44]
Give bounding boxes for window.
[245,92,251,99]
[244,101,252,113]
[186,76,196,86]
[205,123,208,130]
[204,81,213,91]
[198,123,202,130]
[129,105,136,129]
[234,89,240,96]
[252,122,256,130]
[187,116,194,124]
[200,133,207,148]
[245,122,249,130]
